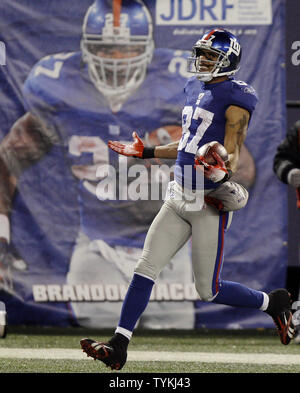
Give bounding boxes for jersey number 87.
[178,105,214,154]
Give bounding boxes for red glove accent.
[204,195,224,210]
[194,151,229,183]
[108,131,144,158]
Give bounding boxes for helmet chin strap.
[107,96,127,113]
[194,51,232,82]
[104,88,135,112]
[99,69,144,112]
[196,73,213,82]
[196,65,225,82]
[87,63,145,111]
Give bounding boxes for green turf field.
[0,327,300,374]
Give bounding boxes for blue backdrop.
[0,0,287,329]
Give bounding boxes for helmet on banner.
[81,0,154,102]
[187,28,242,82]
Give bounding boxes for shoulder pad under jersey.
[229,79,258,114]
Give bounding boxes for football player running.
[81,28,295,370]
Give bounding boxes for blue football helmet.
[187,29,242,82]
[81,0,154,101]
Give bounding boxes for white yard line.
[0,348,300,365]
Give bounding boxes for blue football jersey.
[174,76,258,190]
[22,49,189,247]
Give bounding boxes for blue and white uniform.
[175,76,258,190]
[133,75,260,304]
[115,27,269,348]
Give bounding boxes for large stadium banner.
[0,0,286,329]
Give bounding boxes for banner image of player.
[0,0,286,329]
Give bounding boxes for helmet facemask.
[81,0,155,111]
[81,34,154,99]
[81,0,155,112]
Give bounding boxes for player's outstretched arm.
[108,131,179,159]
[0,112,58,277]
[224,105,250,173]
[108,132,145,158]
[0,112,57,240]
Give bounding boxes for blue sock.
[212,280,264,309]
[118,273,154,332]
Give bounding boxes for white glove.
[287,168,300,188]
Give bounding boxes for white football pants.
[135,180,248,301]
